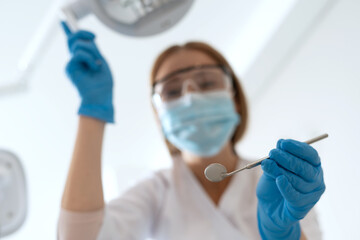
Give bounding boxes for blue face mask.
[155,91,240,157]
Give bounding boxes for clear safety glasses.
[152,64,233,104]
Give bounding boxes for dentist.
[58,23,325,240]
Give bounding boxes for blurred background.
[0,0,359,239]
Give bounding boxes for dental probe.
[204,133,328,182]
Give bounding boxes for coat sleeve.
[58,172,167,240]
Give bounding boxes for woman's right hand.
[61,21,114,123]
[256,139,325,240]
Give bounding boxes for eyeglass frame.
[151,64,234,98]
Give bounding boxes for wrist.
[257,206,301,240]
[78,102,114,123]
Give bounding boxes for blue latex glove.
[61,21,114,123]
[256,139,325,240]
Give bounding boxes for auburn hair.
[150,41,248,155]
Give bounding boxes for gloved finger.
[256,174,281,201]
[70,40,102,60]
[276,175,325,208]
[278,139,320,166]
[263,159,323,193]
[67,31,96,50]
[276,175,301,204]
[269,149,320,182]
[261,159,282,179]
[60,21,73,37]
[301,185,326,205]
[66,49,100,73]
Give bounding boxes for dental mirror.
[205,133,329,182]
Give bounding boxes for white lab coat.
[58,155,322,240]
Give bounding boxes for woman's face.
[154,48,239,111]
[155,49,218,83]
[153,48,241,157]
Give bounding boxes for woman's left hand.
[256,139,326,240]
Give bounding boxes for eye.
[199,80,216,89]
[198,75,220,89]
[163,88,182,100]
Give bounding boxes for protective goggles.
[152,64,233,104]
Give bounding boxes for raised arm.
[60,21,114,212]
[62,116,105,211]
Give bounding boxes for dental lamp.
[62,0,194,35]
[0,150,27,237]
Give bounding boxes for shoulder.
[98,169,174,239]
[145,168,173,191]
[111,168,172,202]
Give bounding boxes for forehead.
[155,49,218,81]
